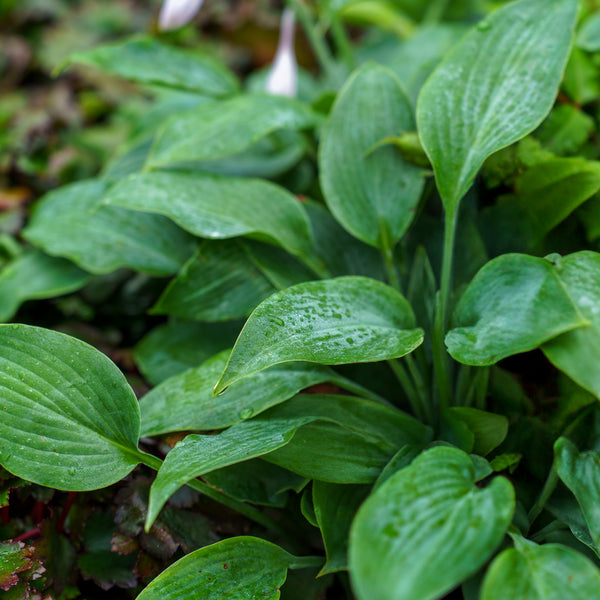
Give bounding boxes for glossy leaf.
[480,536,600,600]
[446,254,586,365]
[313,482,369,575]
[417,0,577,214]
[146,416,315,528]
[448,407,509,456]
[101,172,314,258]
[63,36,239,97]
[215,277,424,393]
[349,446,514,600]
[139,350,338,435]
[543,252,600,399]
[0,325,140,490]
[23,180,195,276]
[134,319,241,385]
[151,242,276,322]
[0,249,91,322]
[147,94,317,168]
[319,63,424,249]
[555,437,600,549]
[147,394,430,527]
[136,537,297,600]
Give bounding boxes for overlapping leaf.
[446,254,587,365]
[417,0,578,213]
[136,537,299,600]
[215,277,423,393]
[147,94,317,168]
[101,172,314,258]
[319,63,424,249]
[23,180,195,275]
[63,36,239,97]
[0,325,141,490]
[349,446,514,600]
[481,536,600,599]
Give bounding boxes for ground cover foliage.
[4,0,600,597]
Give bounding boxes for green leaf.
[480,158,600,254]
[446,254,587,365]
[480,536,600,600]
[63,36,239,97]
[543,252,600,399]
[313,482,369,575]
[448,407,509,456]
[101,172,314,258]
[349,446,515,600]
[23,180,195,276]
[134,319,241,385]
[555,437,600,549]
[139,350,339,435]
[417,0,578,214]
[0,249,91,322]
[563,47,600,105]
[577,12,600,52]
[0,325,140,490]
[147,394,430,527]
[146,417,314,528]
[215,277,424,393]
[535,105,595,155]
[151,242,276,322]
[147,94,317,168]
[203,460,305,508]
[0,542,32,590]
[319,63,424,250]
[135,537,298,600]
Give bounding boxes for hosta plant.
[4,0,600,597]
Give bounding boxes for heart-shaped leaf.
[147,395,430,528]
[542,252,600,399]
[446,254,587,365]
[0,325,141,490]
[319,63,424,250]
[101,172,314,258]
[215,276,424,393]
[63,36,239,97]
[349,446,514,600]
[23,180,195,275]
[147,94,317,168]
[136,537,303,600]
[480,536,600,600]
[417,0,577,214]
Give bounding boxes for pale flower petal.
[265,8,298,97]
[158,0,204,31]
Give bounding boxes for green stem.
[136,451,289,537]
[404,353,432,424]
[388,359,424,420]
[432,209,458,408]
[527,466,558,530]
[382,245,402,294]
[287,0,339,83]
[423,0,450,24]
[327,9,356,71]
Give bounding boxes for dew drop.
[239,408,254,419]
[477,20,491,31]
[68,466,77,476]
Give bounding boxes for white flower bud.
[158,0,204,31]
[265,8,298,98]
